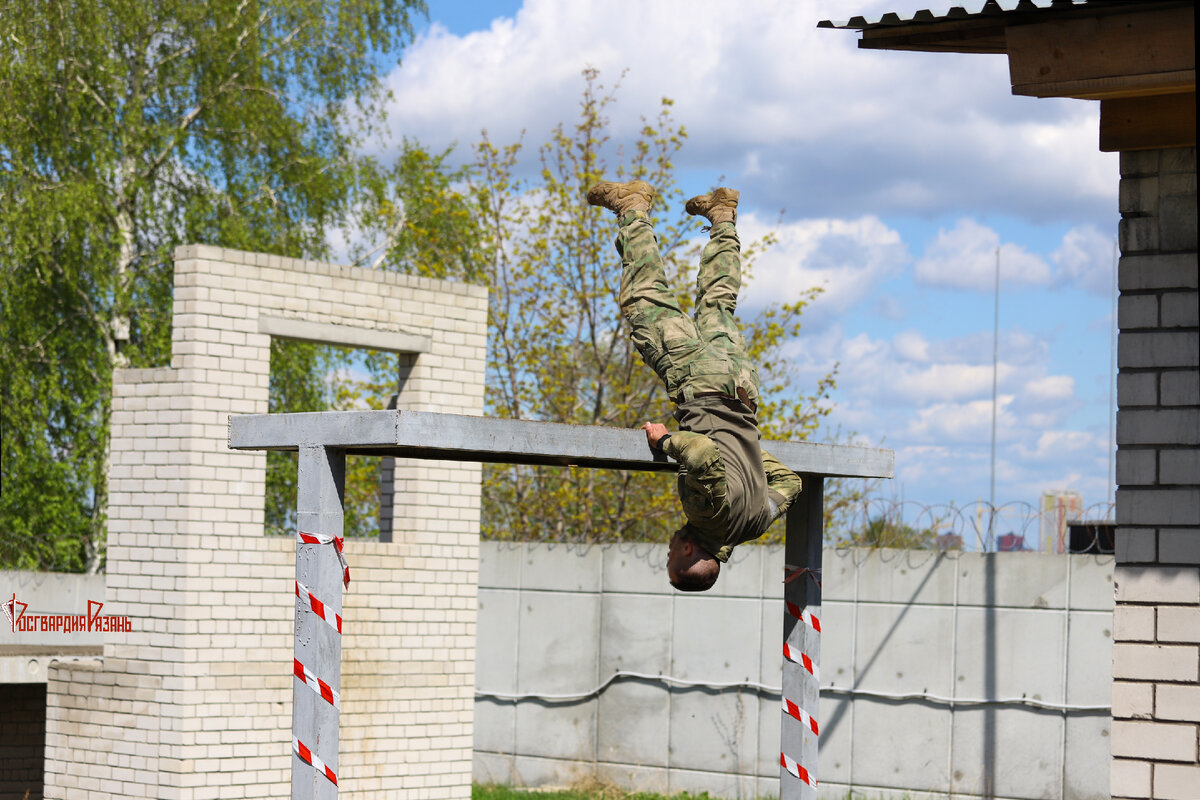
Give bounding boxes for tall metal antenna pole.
[989,246,1000,551]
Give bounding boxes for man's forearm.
[662,431,721,474]
[762,448,802,514]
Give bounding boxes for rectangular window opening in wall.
[266,341,414,540]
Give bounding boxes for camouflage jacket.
[662,397,802,562]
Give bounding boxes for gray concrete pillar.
[781,475,823,798]
[292,445,346,799]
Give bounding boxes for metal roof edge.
[817,0,1155,31]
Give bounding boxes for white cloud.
[1021,430,1099,461]
[804,319,1099,498]
[897,363,1009,403]
[858,354,1010,407]
[915,218,1052,290]
[1007,431,1113,507]
[908,396,1016,443]
[384,0,1117,224]
[736,213,908,322]
[1052,224,1118,294]
[1025,410,1068,429]
[818,329,1011,412]
[820,322,1060,411]
[838,331,882,365]
[929,327,1048,368]
[1024,374,1075,403]
[893,330,930,362]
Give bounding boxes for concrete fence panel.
[474,542,1115,800]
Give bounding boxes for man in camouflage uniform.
[587,180,802,591]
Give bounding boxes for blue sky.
[372,0,1120,527]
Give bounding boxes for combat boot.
[685,188,739,226]
[586,180,655,216]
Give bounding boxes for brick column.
[1110,147,1200,799]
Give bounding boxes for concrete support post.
[293,445,346,800]
[378,394,399,543]
[781,474,823,799]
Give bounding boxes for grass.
[474,783,925,800]
[473,783,730,800]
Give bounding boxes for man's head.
[667,527,720,592]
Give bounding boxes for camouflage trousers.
[616,210,761,409]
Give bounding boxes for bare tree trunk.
[87,163,136,574]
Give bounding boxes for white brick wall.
[44,245,487,799]
[1112,147,1200,800]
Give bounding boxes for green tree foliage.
[0,0,425,571]
[360,141,490,283]
[361,70,839,544]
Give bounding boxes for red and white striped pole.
[781,475,822,799]
[293,445,346,800]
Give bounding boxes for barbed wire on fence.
[826,498,1116,554]
[19,489,1116,574]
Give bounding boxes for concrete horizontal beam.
[257,315,431,354]
[0,649,103,683]
[228,410,893,479]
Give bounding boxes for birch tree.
[0,0,425,571]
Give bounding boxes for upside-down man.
[587,180,802,592]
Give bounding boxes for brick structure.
[43,246,487,799]
[1110,147,1200,799]
[822,4,1196,797]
